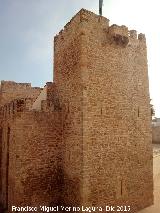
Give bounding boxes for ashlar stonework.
[0,9,153,213]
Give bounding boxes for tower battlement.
[0,81,31,89]
[109,24,128,37]
[54,9,146,48]
[109,25,146,42]
[54,8,152,211]
[54,9,109,44]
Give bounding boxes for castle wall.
[0,110,62,211]
[54,11,84,206]
[0,8,153,212]
[0,81,42,106]
[54,9,153,212]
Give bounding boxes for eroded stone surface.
[0,9,153,213]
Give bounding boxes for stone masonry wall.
[80,11,152,212]
[0,81,42,106]
[0,8,153,212]
[54,9,153,212]
[54,10,88,206]
[1,111,62,212]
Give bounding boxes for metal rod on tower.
[99,0,103,16]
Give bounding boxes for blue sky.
[0,0,160,116]
[0,0,95,86]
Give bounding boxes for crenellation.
[108,25,129,47]
[138,33,146,42]
[129,30,137,39]
[109,24,128,37]
[55,9,146,51]
[0,80,42,107]
[17,83,31,88]
[1,81,31,88]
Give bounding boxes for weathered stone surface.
[0,9,153,213]
[54,8,153,212]
[0,81,42,107]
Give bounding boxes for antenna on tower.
[99,0,103,16]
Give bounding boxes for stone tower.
[54,9,153,212]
